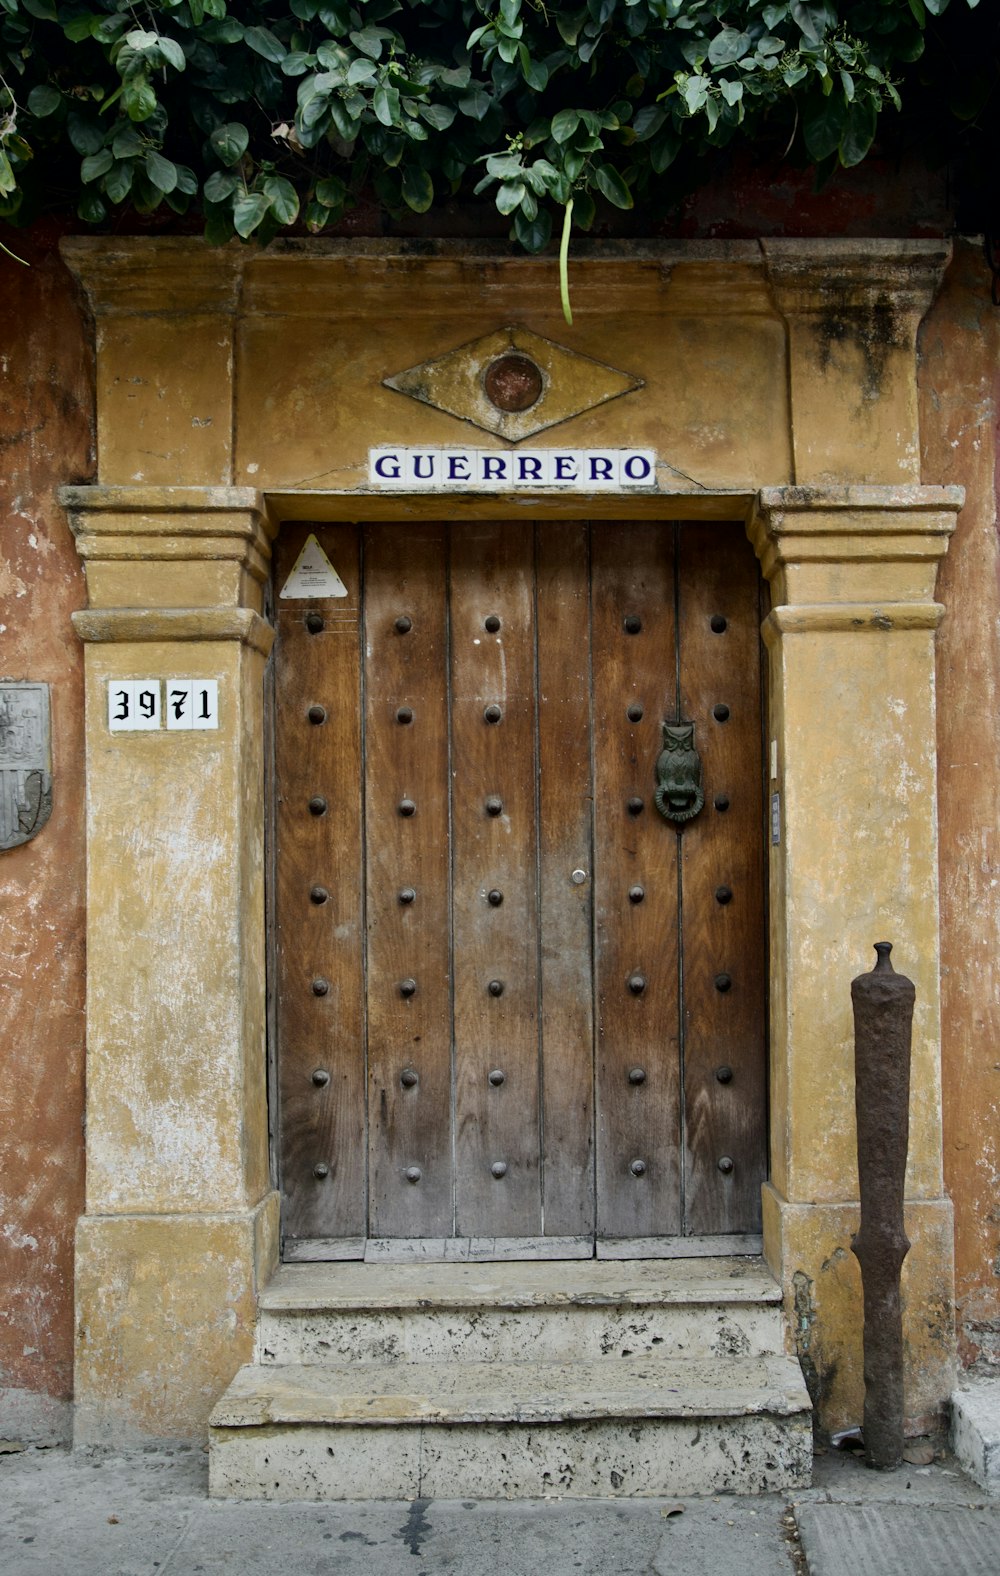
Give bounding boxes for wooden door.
[273,521,766,1261]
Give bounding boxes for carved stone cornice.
[60,237,244,315]
[62,486,275,568]
[61,485,277,613]
[749,484,964,608]
[71,607,274,654]
[761,239,952,319]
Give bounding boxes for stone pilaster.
[749,484,963,1434]
[62,485,279,1442]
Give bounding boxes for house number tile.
[108,679,220,733]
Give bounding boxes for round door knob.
[309,796,327,816]
[710,614,728,633]
[715,1065,734,1084]
[310,886,329,905]
[488,1069,505,1087]
[628,1067,646,1085]
[396,707,414,725]
[312,978,329,996]
[400,1068,418,1088]
[398,798,416,817]
[311,1068,330,1087]
[488,979,504,997]
[491,1161,508,1179]
[715,885,733,905]
[718,1156,734,1175]
[627,796,644,816]
[405,1165,421,1183]
[714,794,730,812]
[485,614,501,633]
[484,704,502,724]
[308,704,327,724]
[395,615,412,634]
[713,703,731,723]
[628,885,645,904]
[626,703,644,723]
[487,889,504,907]
[628,973,647,995]
[623,615,642,634]
[399,977,417,998]
[399,887,416,904]
[313,1162,329,1180]
[306,612,324,633]
[485,795,503,816]
[714,972,732,993]
[630,1158,647,1177]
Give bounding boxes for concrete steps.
[209,1258,812,1500]
[255,1257,787,1366]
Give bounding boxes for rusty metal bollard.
[850,941,914,1469]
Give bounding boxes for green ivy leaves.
[0,0,983,250]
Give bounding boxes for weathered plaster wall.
[0,227,93,1440]
[921,241,1000,1369]
[1,219,997,1438]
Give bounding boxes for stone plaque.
[0,682,52,850]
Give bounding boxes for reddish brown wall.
[0,227,92,1440]
[922,240,1000,1370]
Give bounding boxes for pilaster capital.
[60,237,245,316]
[61,485,277,613]
[760,239,952,322]
[760,242,953,486]
[748,484,964,610]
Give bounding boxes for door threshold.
[282,1233,763,1264]
[597,1234,763,1260]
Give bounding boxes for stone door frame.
[61,237,962,1442]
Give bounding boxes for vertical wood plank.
[677,522,767,1234]
[364,525,452,1236]
[592,523,681,1239]
[536,523,595,1237]
[451,522,541,1234]
[274,524,366,1241]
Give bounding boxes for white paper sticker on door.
[280,534,348,599]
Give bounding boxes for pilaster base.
[762,1183,956,1437]
[74,1192,279,1445]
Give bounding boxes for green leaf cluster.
[0,0,987,248]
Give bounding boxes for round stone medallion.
[483,353,544,413]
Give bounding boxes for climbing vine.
[0,0,989,255]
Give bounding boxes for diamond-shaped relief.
[383,325,643,443]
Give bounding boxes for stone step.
[257,1257,786,1366]
[209,1354,813,1500]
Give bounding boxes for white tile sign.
[108,680,219,733]
[369,446,657,491]
[108,680,161,733]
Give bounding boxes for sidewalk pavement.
[1,1437,997,1575]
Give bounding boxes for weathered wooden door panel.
[450,523,542,1235]
[536,522,596,1237]
[592,524,681,1239]
[676,524,767,1235]
[363,525,452,1238]
[273,520,766,1258]
[274,524,366,1245]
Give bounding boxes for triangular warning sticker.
[280,534,349,599]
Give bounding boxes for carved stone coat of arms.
[0,683,52,850]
